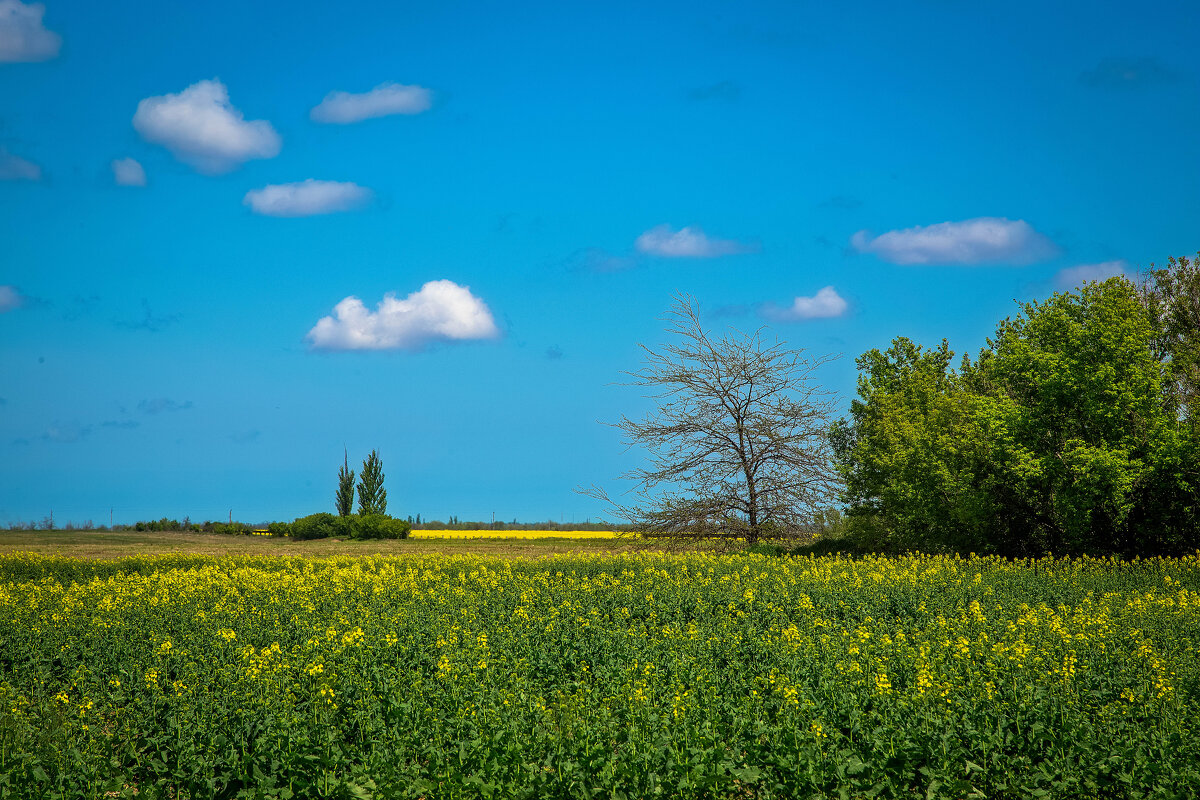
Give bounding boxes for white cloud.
[111,157,146,187]
[0,147,40,180]
[851,217,1057,265]
[307,280,500,351]
[132,79,281,174]
[0,0,60,62]
[761,286,848,321]
[243,179,372,217]
[310,82,433,124]
[634,224,756,258]
[0,284,24,312]
[1054,260,1132,289]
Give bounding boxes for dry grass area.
[0,530,646,560]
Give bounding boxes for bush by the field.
[289,513,410,540]
[349,513,410,539]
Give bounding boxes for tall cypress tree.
[336,448,355,517]
[357,449,387,516]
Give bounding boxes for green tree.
[335,449,355,517]
[832,337,1000,553]
[357,449,387,516]
[836,277,1198,556]
[963,278,1172,555]
[1140,253,1200,426]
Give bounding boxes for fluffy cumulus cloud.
[635,224,756,258]
[0,0,60,62]
[0,284,24,312]
[243,179,372,217]
[310,82,433,124]
[307,280,500,351]
[851,217,1057,265]
[1055,260,1132,289]
[132,79,281,174]
[761,286,848,322]
[111,157,146,187]
[0,147,40,180]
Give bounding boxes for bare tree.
[588,294,841,545]
[1140,254,1200,424]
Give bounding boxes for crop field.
[1,552,1197,799]
[411,529,622,539]
[0,530,635,560]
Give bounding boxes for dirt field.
[0,530,645,560]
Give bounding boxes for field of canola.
[409,530,621,539]
[0,551,1198,799]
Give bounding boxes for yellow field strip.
[409,529,622,539]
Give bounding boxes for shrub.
[290,513,348,541]
[350,514,411,540]
[267,522,292,537]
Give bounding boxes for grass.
[0,529,641,560]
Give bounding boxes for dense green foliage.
[834,276,1200,556]
[289,512,410,541]
[357,449,387,517]
[1,551,1197,799]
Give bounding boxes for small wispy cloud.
[0,285,26,312]
[42,422,90,444]
[1054,260,1132,290]
[118,300,179,332]
[229,429,260,444]
[851,217,1057,265]
[307,280,500,352]
[138,398,193,415]
[819,195,862,211]
[635,224,757,258]
[687,80,740,102]
[133,79,281,174]
[310,82,433,124]
[0,0,60,62]
[760,286,848,322]
[0,147,41,181]
[243,179,372,217]
[545,345,564,360]
[1080,57,1178,90]
[111,157,147,187]
[100,419,140,430]
[62,294,100,321]
[562,246,638,273]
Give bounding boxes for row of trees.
[336,449,387,516]
[598,255,1199,556]
[832,258,1199,556]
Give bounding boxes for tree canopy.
[835,273,1199,557]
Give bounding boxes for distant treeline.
[2,516,636,534]
[4,518,266,535]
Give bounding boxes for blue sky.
[1,0,1197,526]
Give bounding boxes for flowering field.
[410,529,621,539]
[0,552,1197,799]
